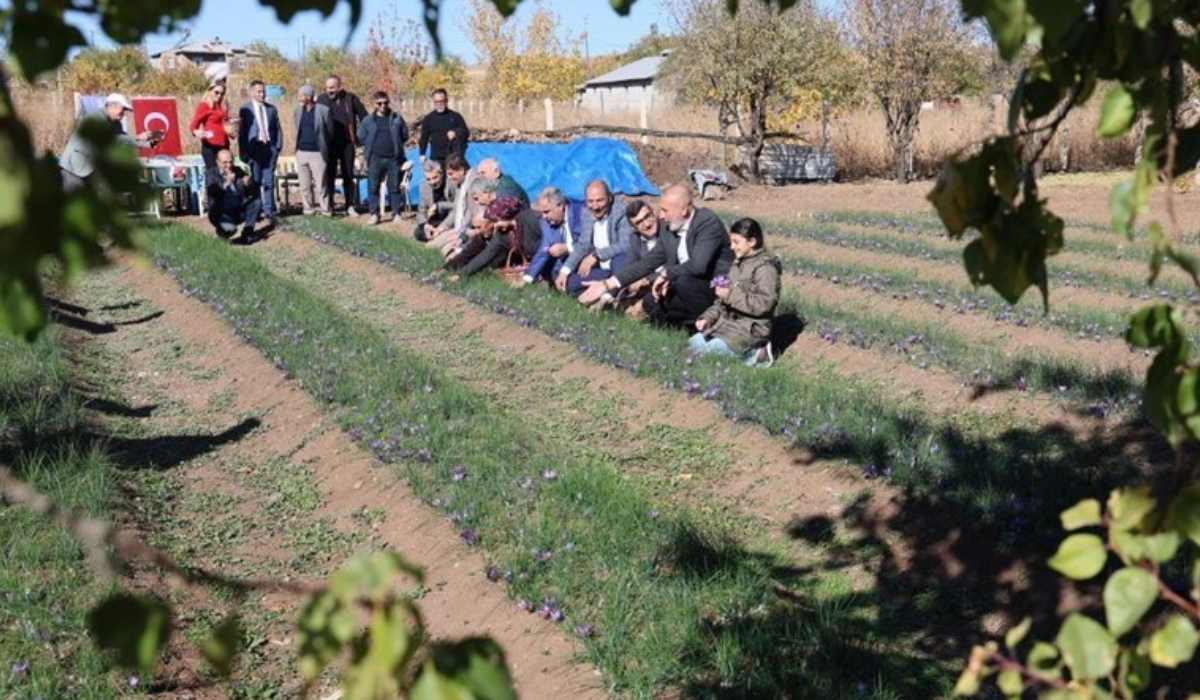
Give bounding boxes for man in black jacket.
[205,149,262,243]
[318,75,368,215]
[586,184,732,328]
[418,88,469,167]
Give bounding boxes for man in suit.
[318,74,368,215]
[418,87,469,168]
[238,80,282,224]
[205,148,262,243]
[555,179,633,297]
[584,184,732,328]
[294,84,333,216]
[356,90,409,225]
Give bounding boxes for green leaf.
[996,668,1022,696]
[296,590,356,682]
[1006,617,1032,650]
[1126,304,1186,351]
[198,615,241,677]
[964,0,1027,61]
[1107,486,1156,530]
[1149,614,1199,667]
[341,600,417,700]
[1113,530,1182,564]
[610,0,638,15]
[8,10,87,80]
[1103,567,1159,637]
[1098,85,1136,138]
[1169,484,1200,546]
[86,594,172,676]
[1119,649,1152,694]
[1060,499,1102,530]
[424,638,517,700]
[1129,0,1152,29]
[1055,613,1118,680]
[1026,641,1062,681]
[410,659,475,700]
[1048,533,1107,580]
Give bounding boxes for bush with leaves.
[930,1,1200,697]
[63,46,154,94]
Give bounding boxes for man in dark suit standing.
[318,74,368,215]
[238,80,282,224]
[585,184,732,328]
[418,88,469,168]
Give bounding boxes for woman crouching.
[689,217,780,367]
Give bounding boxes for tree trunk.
[882,98,919,183]
[747,97,767,184]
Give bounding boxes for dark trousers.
[367,157,402,215]
[565,252,629,296]
[200,141,222,169]
[325,141,357,212]
[208,197,262,237]
[642,274,716,329]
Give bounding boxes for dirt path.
[88,256,606,698]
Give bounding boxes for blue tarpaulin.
[360,137,660,206]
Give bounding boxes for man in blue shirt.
[356,90,409,225]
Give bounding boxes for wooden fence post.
[639,93,649,145]
[518,98,525,114]
[544,98,554,130]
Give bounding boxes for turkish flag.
[131,97,182,157]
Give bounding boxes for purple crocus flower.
[451,465,467,482]
[575,624,595,639]
[460,528,479,545]
[485,565,502,582]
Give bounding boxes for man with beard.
[583,184,732,328]
[418,88,469,168]
[318,74,368,215]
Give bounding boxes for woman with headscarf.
[450,196,541,278]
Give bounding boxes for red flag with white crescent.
[131,97,182,157]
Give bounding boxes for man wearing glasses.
[418,88,469,168]
[356,91,409,225]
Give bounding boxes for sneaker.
[369,214,381,225]
[747,342,775,369]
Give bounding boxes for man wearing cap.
[59,93,159,191]
[294,84,333,216]
[238,80,283,225]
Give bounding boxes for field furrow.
[144,222,924,697]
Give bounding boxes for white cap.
[105,93,133,111]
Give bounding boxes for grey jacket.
[417,179,454,226]
[562,197,634,275]
[293,102,334,160]
[59,115,141,179]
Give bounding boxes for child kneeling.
[689,217,781,367]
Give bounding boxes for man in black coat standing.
[585,184,732,328]
[418,88,469,168]
[318,74,368,215]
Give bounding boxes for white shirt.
[563,215,574,255]
[593,218,611,270]
[675,211,695,264]
[254,101,269,143]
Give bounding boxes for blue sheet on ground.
[358,137,660,205]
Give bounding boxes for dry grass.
[18,85,1137,182]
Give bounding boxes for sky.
[66,0,676,64]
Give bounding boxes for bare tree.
[664,0,842,182]
[846,0,973,182]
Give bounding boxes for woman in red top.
[190,82,229,168]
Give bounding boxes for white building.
[149,38,262,73]
[576,51,673,114]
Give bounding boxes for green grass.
[145,223,939,698]
[285,215,1155,536]
[0,330,123,699]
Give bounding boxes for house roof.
[582,51,670,87]
[151,39,263,59]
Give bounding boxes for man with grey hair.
[438,177,498,260]
[294,84,333,215]
[476,157,529,207]
[555,179,633,297]
[414,159,453,241]
[522,185,583,285]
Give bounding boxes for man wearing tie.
[239,80,282,225]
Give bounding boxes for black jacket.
[317,90,368,146]
[615,207,732,287]
[418,109,470,161]
[460,207,541,277]
[205,164,258,210]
